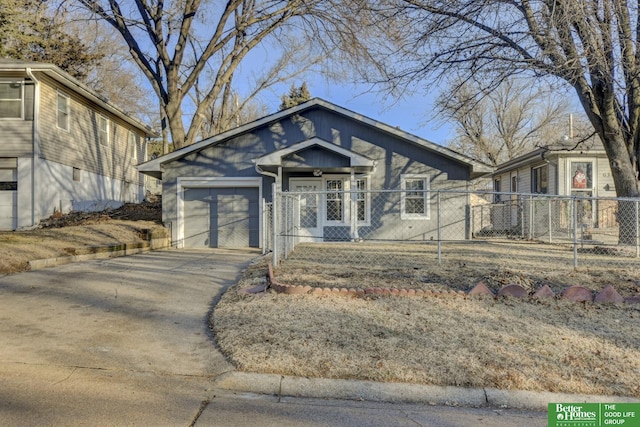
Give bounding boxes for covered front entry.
[289,178,322,242]
[182,184,260,248]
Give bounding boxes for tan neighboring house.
[0,59,156,230]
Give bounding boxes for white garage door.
[0,168,17,230]
[183,187,259,248]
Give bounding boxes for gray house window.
[356,179,367,222]
[98,115,109,146]
[57,91,70,131]
[0,82,23,119]
[401,174,430,219]
[128,131,138,161]
[326,179,343,221]
[532,165,548,193]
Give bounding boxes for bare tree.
[74,0,362,150]
[362,0,640,200]
[438,78,574,166]
[62,15,155,122]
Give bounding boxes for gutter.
[25,68,40,227]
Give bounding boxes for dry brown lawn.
[0,220,160,274]
[212,243,640,398]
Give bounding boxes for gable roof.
[139,98,491,179]
[0,59,156,137]
[254,137,376,170]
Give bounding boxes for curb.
[212,372,640,410]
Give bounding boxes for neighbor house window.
[0,81,23,119]
[493,178,501,203]
[532,165,548,193]
[326,179,343,221]
[57,91,70,131]
[73,167,81,182]
[129,131,138,161]
[98,115,109,146]
[401,174,430,219]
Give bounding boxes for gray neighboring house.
[0,59,156,230]
[491,137,617,232]
[139,98,491,249]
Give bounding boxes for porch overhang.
[252,137,376,174]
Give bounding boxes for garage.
[0,168,17,230]
[183,186,259,248]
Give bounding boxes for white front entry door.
[290,179,322,242]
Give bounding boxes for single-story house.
[490,137,617,233]
[139,98,491,249]
[0,59,156,230]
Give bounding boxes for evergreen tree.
[0,0,101,80]
[279,82,311,110]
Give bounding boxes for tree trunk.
[600,129,640,245]
[165,99,187,150]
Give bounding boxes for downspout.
[255,164,281,257]
[25,68,40,227]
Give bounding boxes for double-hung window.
[98,115,109,146]
[325,179,343,222]
[532,165,548,194]
[57,91,70,131]
[0,81,23,119]
[401,174,430,219]
[129,131,138,161]
[356,179,367,222]
[321,177,370,224]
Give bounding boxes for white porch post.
[350,169,359,240]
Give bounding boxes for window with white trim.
[356,178,367,222]
[129,131,138,161]
[326,179,343,222]
[57,91,70,131]
[0,81,23,119]
[317,176,370,225]
[98,115,109,146]
[401,174,430,219]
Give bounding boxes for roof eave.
[0,61,157,137]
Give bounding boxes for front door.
[290,179,322,242]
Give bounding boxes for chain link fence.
[268,189,640,272]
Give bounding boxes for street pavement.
[0,248,551,425]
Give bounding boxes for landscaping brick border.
[262,263,640,305]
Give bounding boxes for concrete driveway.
[0,248,259,426]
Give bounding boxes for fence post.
[572,196,578,269]
[548,198,552,243]
[520,196,525,238]
[262,199,266,255]
[350,171,358,241]
[272,183,279,266]
[633,200,640,258]
[437,191,442,266]
[529,195,534,239]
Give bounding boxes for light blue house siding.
[140,99,490,248]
